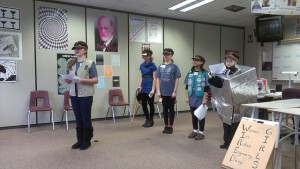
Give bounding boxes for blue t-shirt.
[184,70,209,108]
[156,63,181,96]
[140,61,157,94]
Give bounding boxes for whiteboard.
[272,42,300,80]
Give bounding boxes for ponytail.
[67,58,77,70]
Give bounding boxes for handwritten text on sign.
[222,118,278,169]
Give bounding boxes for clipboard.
[222,117,278,169]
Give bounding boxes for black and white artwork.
[38,6,68,50]
[0,31,22,60]
[0,60,16,82]
[57,53,76,95]
[0,6,20,30]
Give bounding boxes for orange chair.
[61,91,73,130]
[27,90,54,132]
[106,89,132,123]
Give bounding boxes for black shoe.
[162,127,168,133]
[142,119,149,127]
[148,119,154,127]
[167,127,173,134]
[71,141,82,149]
[220,143,228,149]
[80,142,91,150]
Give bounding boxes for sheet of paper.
[209,63,226,74]
[61,73,79,81]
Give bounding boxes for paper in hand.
[209,63,226,75]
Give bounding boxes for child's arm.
[172,78,179,98]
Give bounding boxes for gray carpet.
[0,111,294,169]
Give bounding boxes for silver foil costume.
[210,63,258,125]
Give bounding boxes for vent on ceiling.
[224,5,245,12]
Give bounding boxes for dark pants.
[141,93,155,120]
[190,107,205,132]
[223,122,239,146]
[70,96,93,129]
[162,96,175,126]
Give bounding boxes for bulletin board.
[222,117,278,169]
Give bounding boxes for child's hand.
[202,99,207,105]
[171,91,176,98]
[185,97,189,104]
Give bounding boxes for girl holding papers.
[184,55,210,140]
[64,41,98,150]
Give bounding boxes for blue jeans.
[70,96,93,129]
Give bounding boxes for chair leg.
[156,104,161,118]
[128,107,133,122]
[176,103,178,118]
[61,110,65,124]
[123,106,126,116]
[65,110,69,131]
[27,111,31,133]
[135,105,141,116]
[51,110,55,130]
[112,106,116,124]
[106,107,111,120]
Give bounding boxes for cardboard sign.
[222,117,278,169]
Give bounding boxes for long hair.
[67,58,77,70]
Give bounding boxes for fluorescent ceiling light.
[180,0,215,12]
[169,0,196,10]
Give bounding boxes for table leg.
[273,113,283,169]
[294,115,299,169]
[251,107,257,118]
[272,111,275,121]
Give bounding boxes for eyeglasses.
[74,47,84,50]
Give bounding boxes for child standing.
[137,49,157,127]
[156,48,181,134]
[184,55,209,140]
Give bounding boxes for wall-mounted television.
[255,15,284,42]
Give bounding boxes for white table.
[242,99,300,169]
[268,108,300,169]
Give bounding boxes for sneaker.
[188,132,198,139]
[162,127,168,133]
[167,127,173,134]
[194,133,204,140]
[142,119,149,127]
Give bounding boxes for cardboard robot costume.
[209,63,258,125]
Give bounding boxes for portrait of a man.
[95,15,118,52]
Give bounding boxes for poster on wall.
[141,43,151,52]
[0,31,22,60]
[104,65,113,77]
[96,54,104,65]
[95,15,118,52]
[38,6,68,50]
[147,19,162,43]
[111,53,120,66]
[112,76,120,87]
[0,60,16,82]
[0,6,20,30]
[57,53,76,95]
[97,76,105,89]
[251,0,300,15]
[129,16,146,42]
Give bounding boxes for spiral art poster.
[38,6,68,50]
[0,60,16,82]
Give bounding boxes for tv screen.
[255,15,283,42]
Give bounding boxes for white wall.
[0,0,245,127]
[0,0,35,127]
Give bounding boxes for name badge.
[160,65,166,68]
[194,72,198,75]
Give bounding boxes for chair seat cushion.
[64,105,73,110]
[29,106,52,112]
[111,102,129,106]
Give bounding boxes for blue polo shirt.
[140,61,157,94]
